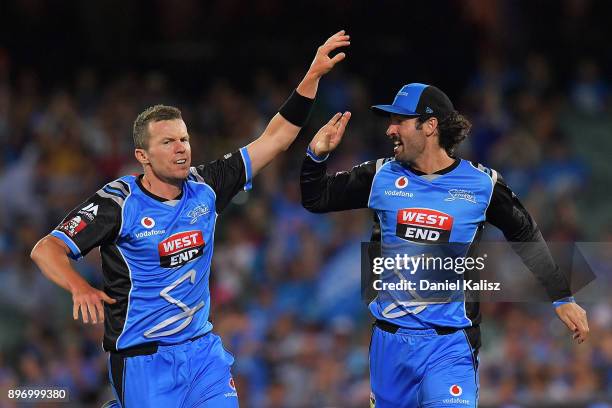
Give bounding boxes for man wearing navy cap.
[300,83,589,407]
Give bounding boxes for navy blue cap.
[371,83,454,120]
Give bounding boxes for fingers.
[559,314,577,332]
[327,112,342,125]
[73,290,115,324]
[101,292,117,304]
[335,111,352,129]
[94,299,105,323]
[73,300,79,320]
[557,303,589,344]
[324,30,349,44]
[330,52,346,66]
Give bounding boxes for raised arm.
[486,172,589,343]
[246,30,350,176]
[300,111,382,212]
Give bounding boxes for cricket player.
[30,31,350,408]
[300,83,589,407]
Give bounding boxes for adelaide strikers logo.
[449,384,463,397]
[395,176,409,189]
[141,216,155,229]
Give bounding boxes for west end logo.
[395,176,409,189]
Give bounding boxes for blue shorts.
[369,322,479,408]
[107,332,238,408]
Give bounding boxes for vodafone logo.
[141,217,155,229]
[449,384,462,397]
[395,176,409,189]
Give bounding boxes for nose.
[386,124,398,138]
[174,140,186,153]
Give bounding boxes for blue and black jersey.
[51,148,252,352]
[300,152,571,330]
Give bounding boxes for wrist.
[306,145,329,162]
[279,90,314,127]
[296,73,320,99]
[553,296,576,308]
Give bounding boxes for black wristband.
[278,90,314,127]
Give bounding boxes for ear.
[424,117,439,137]
[135,148,149,165]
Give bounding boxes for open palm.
[309,111,352,156]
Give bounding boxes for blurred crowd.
[1,1,611,407]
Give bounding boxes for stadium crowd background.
[0,1,611,407]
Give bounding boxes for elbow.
[30,236,50,264]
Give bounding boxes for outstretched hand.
[72,282,116,324]
[307,30,350,79]
[555,302,589,344]
[309,111,352,157]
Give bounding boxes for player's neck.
[409,150,456,175]
[141,173,182,200]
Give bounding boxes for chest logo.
[395,176,409,189]
[158,230,205,267]
[396,208,453,243]
[141,217,156,228]
[187,205,210,224]
[445,189,476,203]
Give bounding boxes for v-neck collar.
[402,158,461,177]
[136,175,184,203]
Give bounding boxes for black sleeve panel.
[486,175,572,301]
[196,151,247,213]
[54,193,121,258]
[300,155,377,213]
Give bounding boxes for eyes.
[162,138,189,145]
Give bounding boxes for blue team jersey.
[367,159,495,329]
[52,148,252,351]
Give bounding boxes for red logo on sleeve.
[58,216,88,237]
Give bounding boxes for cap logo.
[425,106,433,114]
[397,91,409,96]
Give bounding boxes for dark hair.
[133,105,182,149]
[417,111,472,156]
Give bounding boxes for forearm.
[30,236,89,293]
[300,155,373,212]
[247,89,314,175]
[508,229,572,301]
[301,156,332,213]
[296,72,320,99]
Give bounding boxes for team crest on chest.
[187,204,210,224]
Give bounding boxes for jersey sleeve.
[51,191,122,260]
[194,147,253,213]
[300,150,379,213]
[485,172,572,301]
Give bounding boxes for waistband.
[375,319,463,336]
[110,332,209,357]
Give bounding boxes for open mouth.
[175,159,187,165]
[392,137,403,155]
